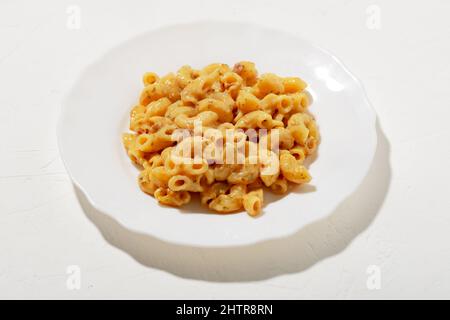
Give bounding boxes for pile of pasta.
[122,62,319,216]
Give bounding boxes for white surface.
[0,0,449,299]
[58,21,377,247]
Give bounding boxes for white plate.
[58,21,377,247]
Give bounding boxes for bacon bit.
[150,123,162,133]
[233,63,244,74]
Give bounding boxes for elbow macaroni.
[123,62,319,217]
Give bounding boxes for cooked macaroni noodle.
[123,62,319,217]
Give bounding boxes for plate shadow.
[75,120,390,282]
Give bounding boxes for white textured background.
[0,0,449,299]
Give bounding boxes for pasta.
[122,62,319,217]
